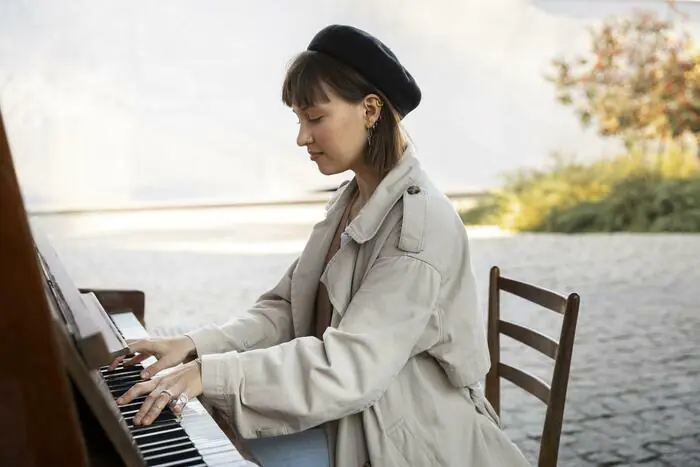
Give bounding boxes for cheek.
[329,116,365,152]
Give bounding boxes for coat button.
[406,185,421,195]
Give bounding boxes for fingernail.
[141,371,149,379]
[116,398,122,404]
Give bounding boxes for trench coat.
[186,144,531,466]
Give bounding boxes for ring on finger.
[170,393,190,410]
[160,389,175,400]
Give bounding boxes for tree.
[547,3,700,156]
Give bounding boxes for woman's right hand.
[108,336,197,380]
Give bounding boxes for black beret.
[307,24,421,118]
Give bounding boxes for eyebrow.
[292,105,322,115]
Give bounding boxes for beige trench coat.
[187,145,530,466]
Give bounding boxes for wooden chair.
[484,266,581,467]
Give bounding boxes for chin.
[316,163,343,176]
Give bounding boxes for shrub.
[539,175,700,232]
[460,146,700,232]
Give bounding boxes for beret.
[307,24,421,118]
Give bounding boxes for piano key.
[127,415,178,431]
[118,397,149,411]
[132,424,183,438]
[101,363,144,375]
[138,434,192,450]
[150,458,207,467]
[131,423,181,439]
[104,372,142,383]
[144,445,201,462]
[108,378,144,391]
[110,312,257,466]
[141,440,195,456]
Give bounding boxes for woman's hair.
[282,50,404,177]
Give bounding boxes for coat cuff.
[200,351,241,408]
[185,325,227,356]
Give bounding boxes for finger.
[127,339,161,356]
[108,355,125,371]
[135,390,173,426]
[132,385,166,425]
[141,355,177,380]
[122,352,150,368]
[116,379,158,406]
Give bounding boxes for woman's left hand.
[116,360,203,426]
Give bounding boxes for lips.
[309,151,324,161]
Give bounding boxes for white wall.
[2,0,699,210]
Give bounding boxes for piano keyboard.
[103,312,257,467]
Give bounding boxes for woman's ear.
[363,94,384,127]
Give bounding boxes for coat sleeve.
[198,255,441,438]
[185,258,298,356]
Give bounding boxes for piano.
[0,108,260,467]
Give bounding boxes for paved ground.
[34,206,700,466]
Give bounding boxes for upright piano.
[0,108,260,466]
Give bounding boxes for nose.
[296,122,312,147]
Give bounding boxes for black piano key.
[101,363,144,375]
[150,459,206,467]
[140,440,195,456]
[107,378,144,392]
[118,396,148,411]
[160,463,206,467]
[126,413,177,429]
[134,426,188,446]
[108,378,144,391]
[144,445,199,461]
[137,434,191,450]
[144,447,203,466]
[111,386,142,398]
[130,420,180,435]
[123,405,176,418]
[104,370,143,382]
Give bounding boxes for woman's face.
[293,84,368,176]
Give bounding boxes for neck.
[351,137,407,205]
[352,164,381,206]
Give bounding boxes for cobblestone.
[39,212,700,466]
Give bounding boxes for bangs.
[282,51,332,109]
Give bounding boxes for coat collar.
[289,144,422,337]
[328,144,421,244]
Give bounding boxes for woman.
[114,24,530,467]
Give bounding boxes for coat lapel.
[290,184,354,337]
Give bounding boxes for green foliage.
[459,147,700,232]
[538,175,700,232]
[547,6,700,149]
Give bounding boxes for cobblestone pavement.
[36,209,700,466]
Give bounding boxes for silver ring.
[170,393,189,410]
[160,389,176,400]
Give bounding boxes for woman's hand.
[109,335,197,380]
[116,359,203,425]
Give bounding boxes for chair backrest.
[484,266,580,467]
